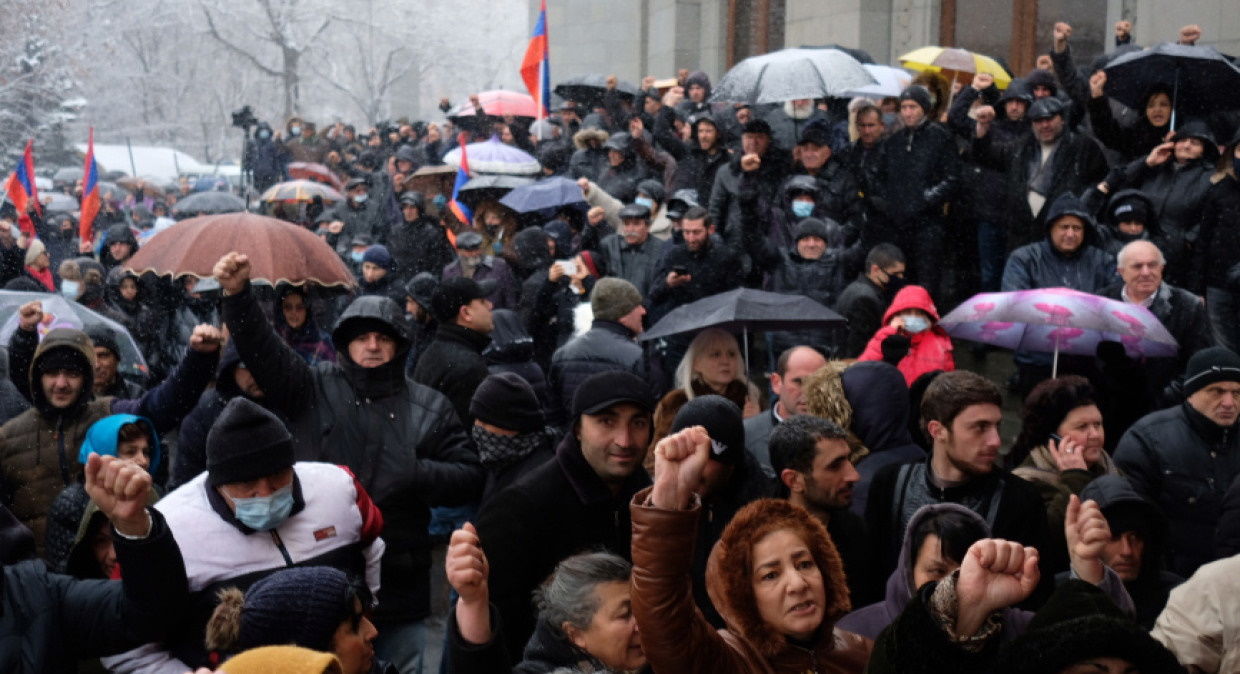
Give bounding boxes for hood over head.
[882,285,940,323]
[78,413,162,475]
[705,499,851,658]
[331,295,412,357]
[512,226,552,273]
[885,503,989,616]
[483,308,536,363]
[685,70,712,98]
[31,328,97,418]
[105,223,137,248]
[1104,188,1161,238]
[1171,118,1220,163]
[842,361,918,452]
[542,219,574,257]
[1081,475,1168,581]
[1025,68,1059,96]
[782,174,820,203]
[1042,192,1099,247]
[572,127,610,151]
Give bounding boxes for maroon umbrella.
[124,212,355,288]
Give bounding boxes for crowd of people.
[1,15,1240,674]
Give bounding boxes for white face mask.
[60,280,80,299]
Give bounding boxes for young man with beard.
[863,370,1048,602]
[769,414,874,605]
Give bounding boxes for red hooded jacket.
[858,285,954,385]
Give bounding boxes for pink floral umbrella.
[938,287,1179,377]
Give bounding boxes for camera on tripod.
[231,105,258,131]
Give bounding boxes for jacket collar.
[590,320,636,340]
[1182,401,1237,447]
[434,323,492,353]
[555,433,650,506]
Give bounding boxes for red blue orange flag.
[79,128,101,245]
[448,133,474,227]
[5,140,41,237]
[520,0,551,119]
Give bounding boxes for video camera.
[231,105,258,131]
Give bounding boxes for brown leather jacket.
[630,490,873,673]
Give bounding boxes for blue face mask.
[350,250,365,263]
[232,484,295,531]
[289,125,302,137]
[352,193,369,204]
[257,130,271,140]
[492,240,503,255]
[634,196,654,210]
[791,200,815,218]
[59,280,80,299]
[432,194,447,208]
[901,314,931,334]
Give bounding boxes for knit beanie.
[227,566,354,653]
[590,277,643,322]
[36,346,91,378]
[670,395,745,466]
[793,218,830,242]
[361,244,394,271]
[1109,197,1149,225]
[85,326,121,359]
[220,646,342,674]
[1183,346,1240,397]
[206,398,294,486]
[898,86,932,115]
[24,238,46,267]
[470,372,544,433]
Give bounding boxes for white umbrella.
[842,64,913,99]
[710,48,876,104]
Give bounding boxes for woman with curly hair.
[629,426,873,673]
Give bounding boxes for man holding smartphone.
[648,206,743,324]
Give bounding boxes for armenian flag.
[448,133,473,226]
[4,140,41,237]
[79,128,101,245]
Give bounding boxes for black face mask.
[882,271,907,296]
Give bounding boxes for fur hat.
[705,499,852,658]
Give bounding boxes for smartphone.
[1048,433,1063,445]
[556,259,577,275]
[672,265,689,276]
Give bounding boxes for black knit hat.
[206,398,294,486]
[670,395,745,465]
[85,326,121,359]
[470,372,544,433]
[236,566,355,653]
[1183,346,1240,397]
[898,86,933,115]
[36,346,91,378]
[571,371,653,419]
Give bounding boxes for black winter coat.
[474,434,651,666]
[671,146,730,205]
[1114,402,1240,578]
[592,233,668,297]
[835,274,888,358]
[975,127,1109,248]
[0,508,187,674]
[1101,282,1213,406]
[647,238,743,321]
[873,121,960,233]
[708,148,792,253]
[412,323,492,427]
[387,216,456,285]
[1122,157,1216,281]
[547,321,647,427]
[1191,175,1240,293]
[221,286,484,624]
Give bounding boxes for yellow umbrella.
[899,46,1012,89]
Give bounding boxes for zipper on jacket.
[270,530,294,566]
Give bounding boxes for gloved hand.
[881,333,912,365]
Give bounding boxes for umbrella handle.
[1170,69,1180,131]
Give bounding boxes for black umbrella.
[171,191,247,217]
[639,288,846,369]
[554,74,641,107]
[1103,42,1240,127]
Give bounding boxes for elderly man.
[214,252,483,672]
[102,397,385,672]
[592,202,668,296]
[1115,346,1240,578]
[442,231,519,310]
[744,345,827,469]
[1103,240,1212,404]
[475,370,653,665]
[0,302,220,553]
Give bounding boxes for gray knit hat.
[591,277,643,322]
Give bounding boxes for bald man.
[1105,240,1213,405]
[745,345,827,469]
